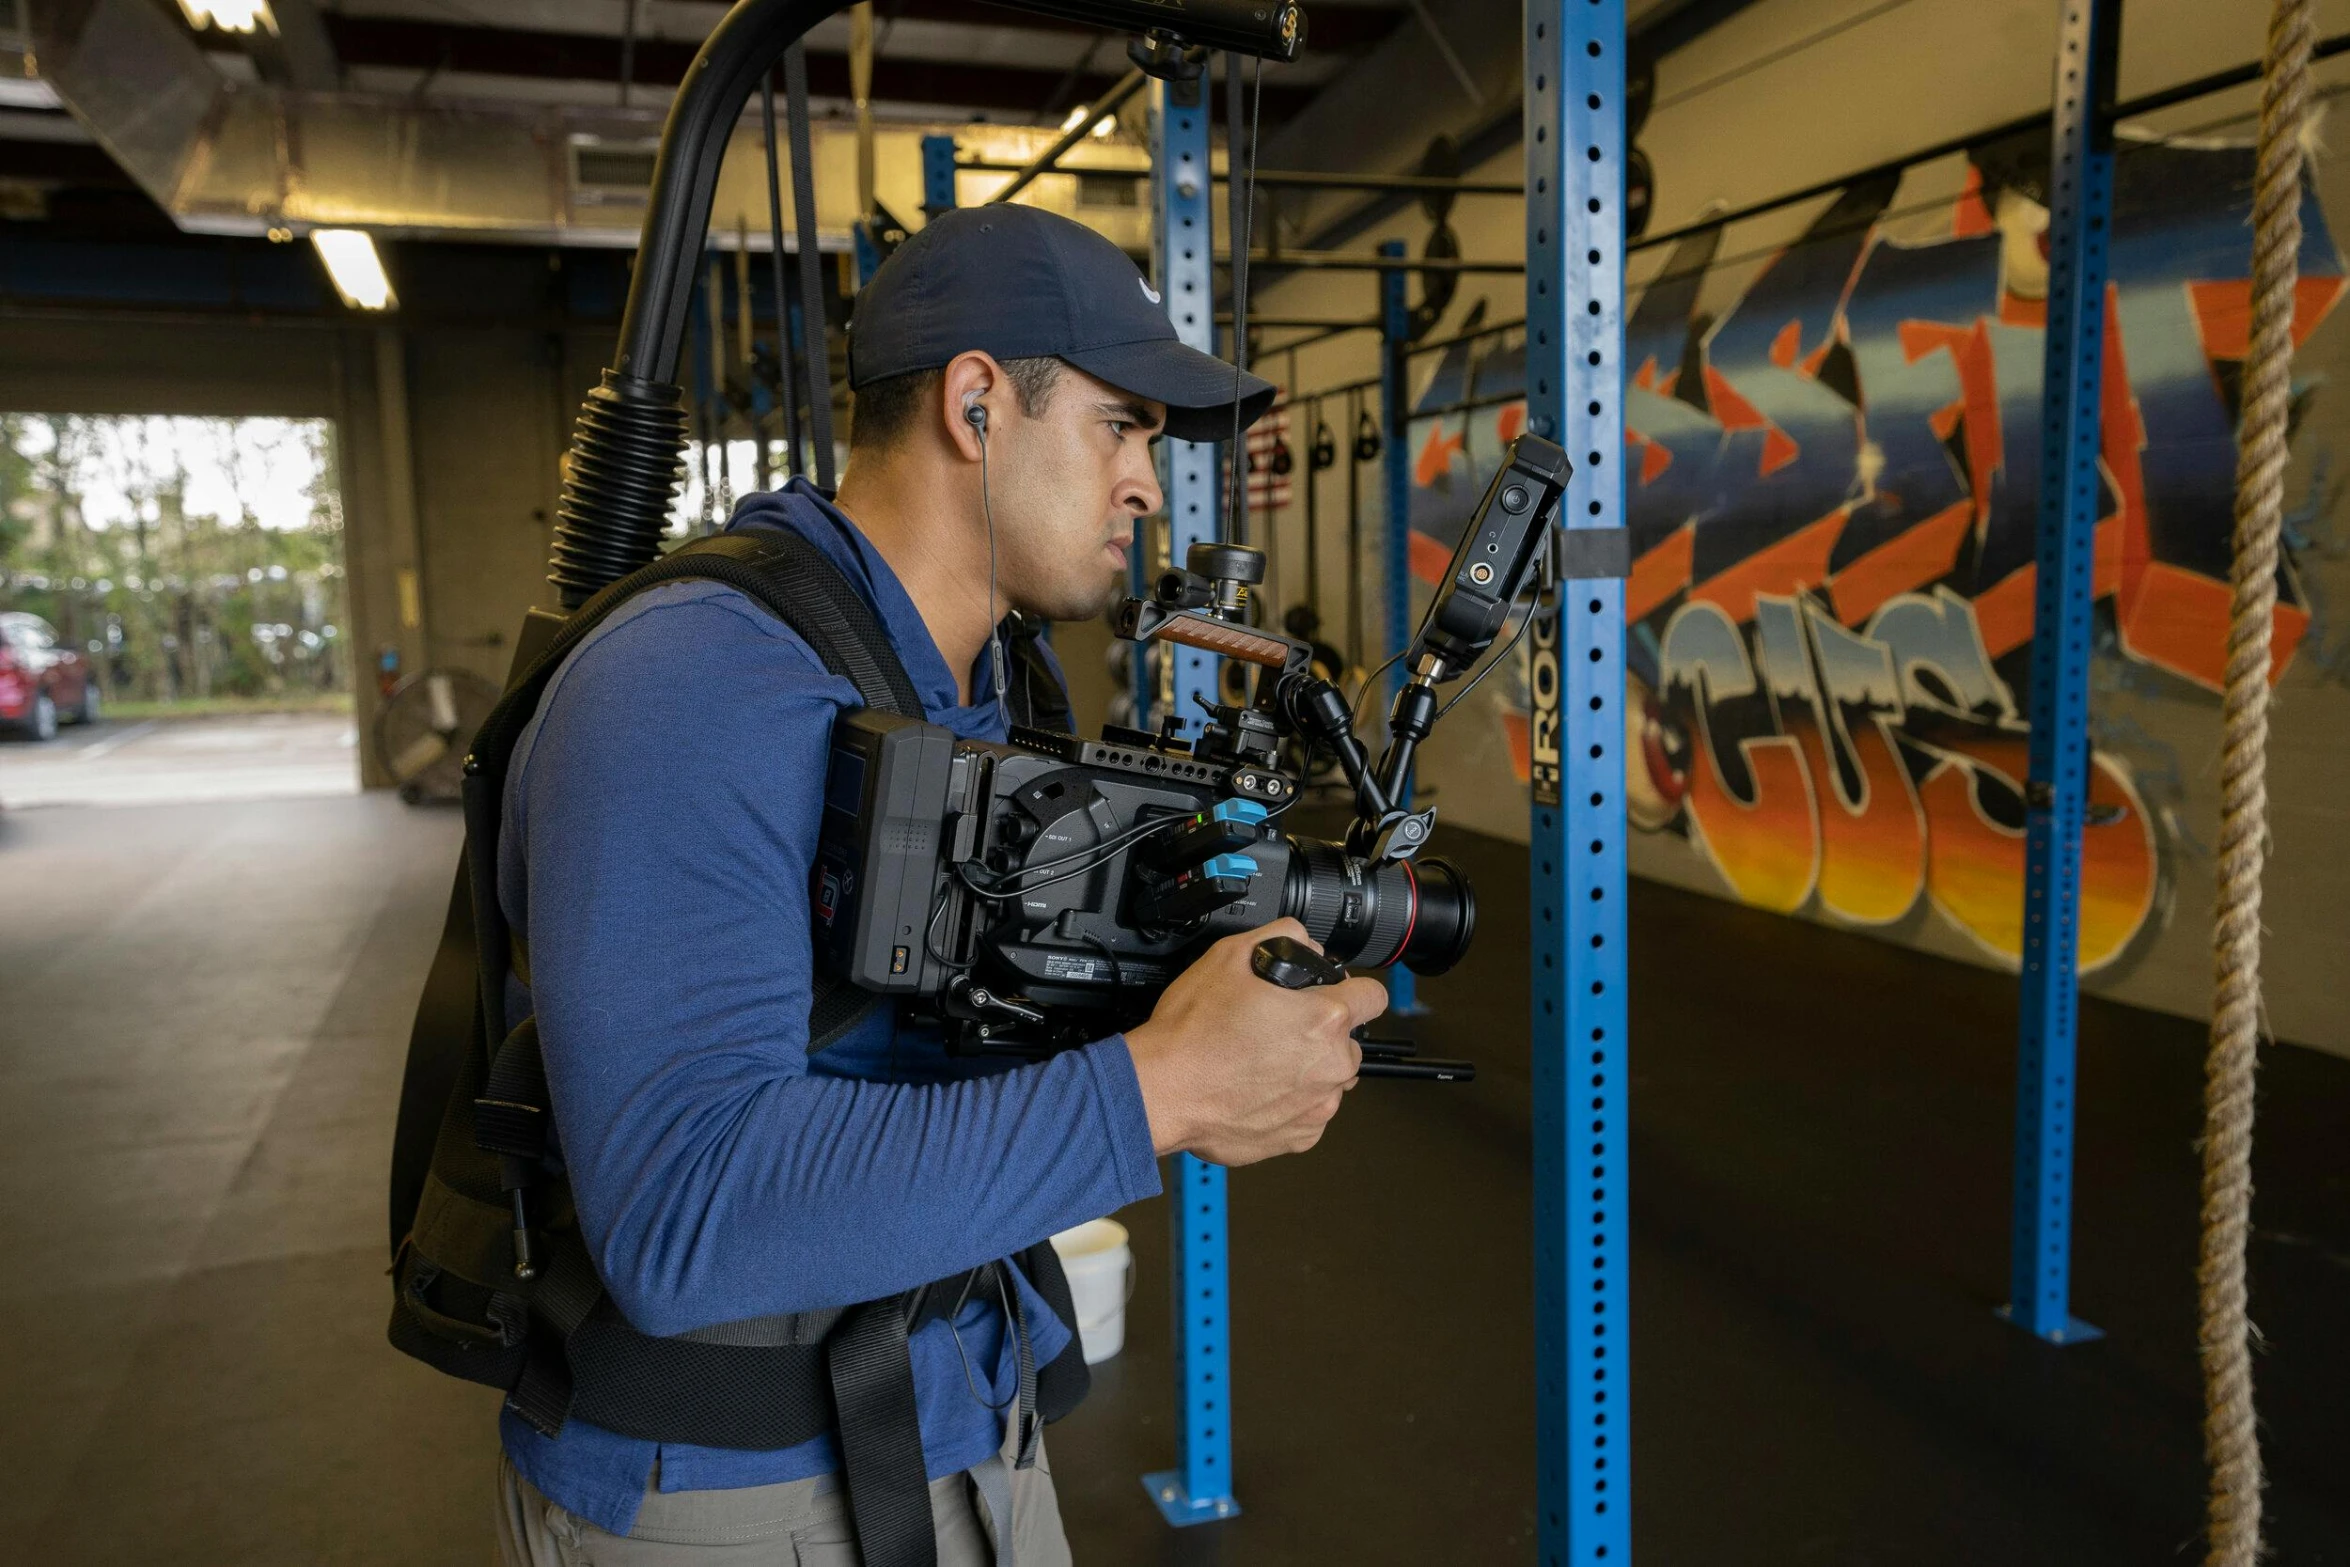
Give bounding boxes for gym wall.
[1253,0,2350,1056]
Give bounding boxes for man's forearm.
[564,1036,1159,1338]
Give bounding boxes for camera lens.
[1279,841,1475,975]
[1398,856,1475,976]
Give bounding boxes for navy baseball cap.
[848,205,1277,443]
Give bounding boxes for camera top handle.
[546,0,1308,609]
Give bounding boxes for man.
[493,205,1389,1565]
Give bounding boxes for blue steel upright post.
[1379,240,1422,1015]
[1527,3,1632,1561]
[919,133,958,218]
[1141,71,1241,1529]
[2002,0,2121,1349]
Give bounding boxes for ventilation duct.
[20,0,1142,249]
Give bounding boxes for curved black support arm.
[552,0,1309,609]
[617,0,836,384]
[615,0,1305,386]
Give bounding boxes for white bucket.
[1049,1218,1132,1365]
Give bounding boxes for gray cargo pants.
[495,1425,1072,1567]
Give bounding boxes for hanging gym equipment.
[782,40,837,493]
[1303,397,1334,624]
[759,68,803,481]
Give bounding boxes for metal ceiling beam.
[984,65,1147,203]
[260,0,343,91]
[315,14,1320,118]
[961,0,1406,50]
[311,0,1409,52]
[957,159,1524,195]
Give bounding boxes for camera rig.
[812,434,1573,1078]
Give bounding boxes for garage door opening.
[0,413,357,809]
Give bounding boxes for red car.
[0,612,101,741]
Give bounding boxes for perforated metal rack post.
[920,134,959,217]
[1140,71,1242,1530]
[1379,239,1422,1016]
[1526,2,1631,1561]
[2000,0,2122,1349]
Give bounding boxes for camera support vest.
[386,527,1087,1567]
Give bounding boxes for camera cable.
[1078,928,1125,989]
[956,810,1191,903]
[1348,648,1406,730]
[925,883,976,972]
[957,743,1305,908]
[942,1262,1027,1418]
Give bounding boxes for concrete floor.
[5,792,2346,1564]
[0,712,359,810]
[0,793,493,1564]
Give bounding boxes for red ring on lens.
[1394,857,1420,964]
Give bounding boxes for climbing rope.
[2202,2,2314,1562]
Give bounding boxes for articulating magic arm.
[1351,433,1573,851]
[1116,432,1570,857]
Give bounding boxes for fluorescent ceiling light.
[1059,104,1091,133]
[178,0,278,33]
[311,229,396,311]
[1091,117,1115,139]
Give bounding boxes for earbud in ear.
[964,401,988,432]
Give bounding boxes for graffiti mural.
[1401,129,2345,972]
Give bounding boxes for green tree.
[0,413,351,706]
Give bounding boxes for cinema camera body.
[812,434,1572,1072]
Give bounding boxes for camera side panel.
[813,709,958,995]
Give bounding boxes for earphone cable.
[976,412,1010,730]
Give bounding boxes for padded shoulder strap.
[672,530,927,717]
[470,526,923,789]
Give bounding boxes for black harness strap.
[389,859,486,1256]
[472,1018,550,1163]
[1020,1239,1091,1424]
[829,1298,940,1567]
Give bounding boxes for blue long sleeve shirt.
[495,481,1162,1536]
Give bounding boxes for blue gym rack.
[1527,2,1633,1560]
[2003,0,2122,1349]
[1022,0,2127,1550]
[1140,70,1242,1529]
